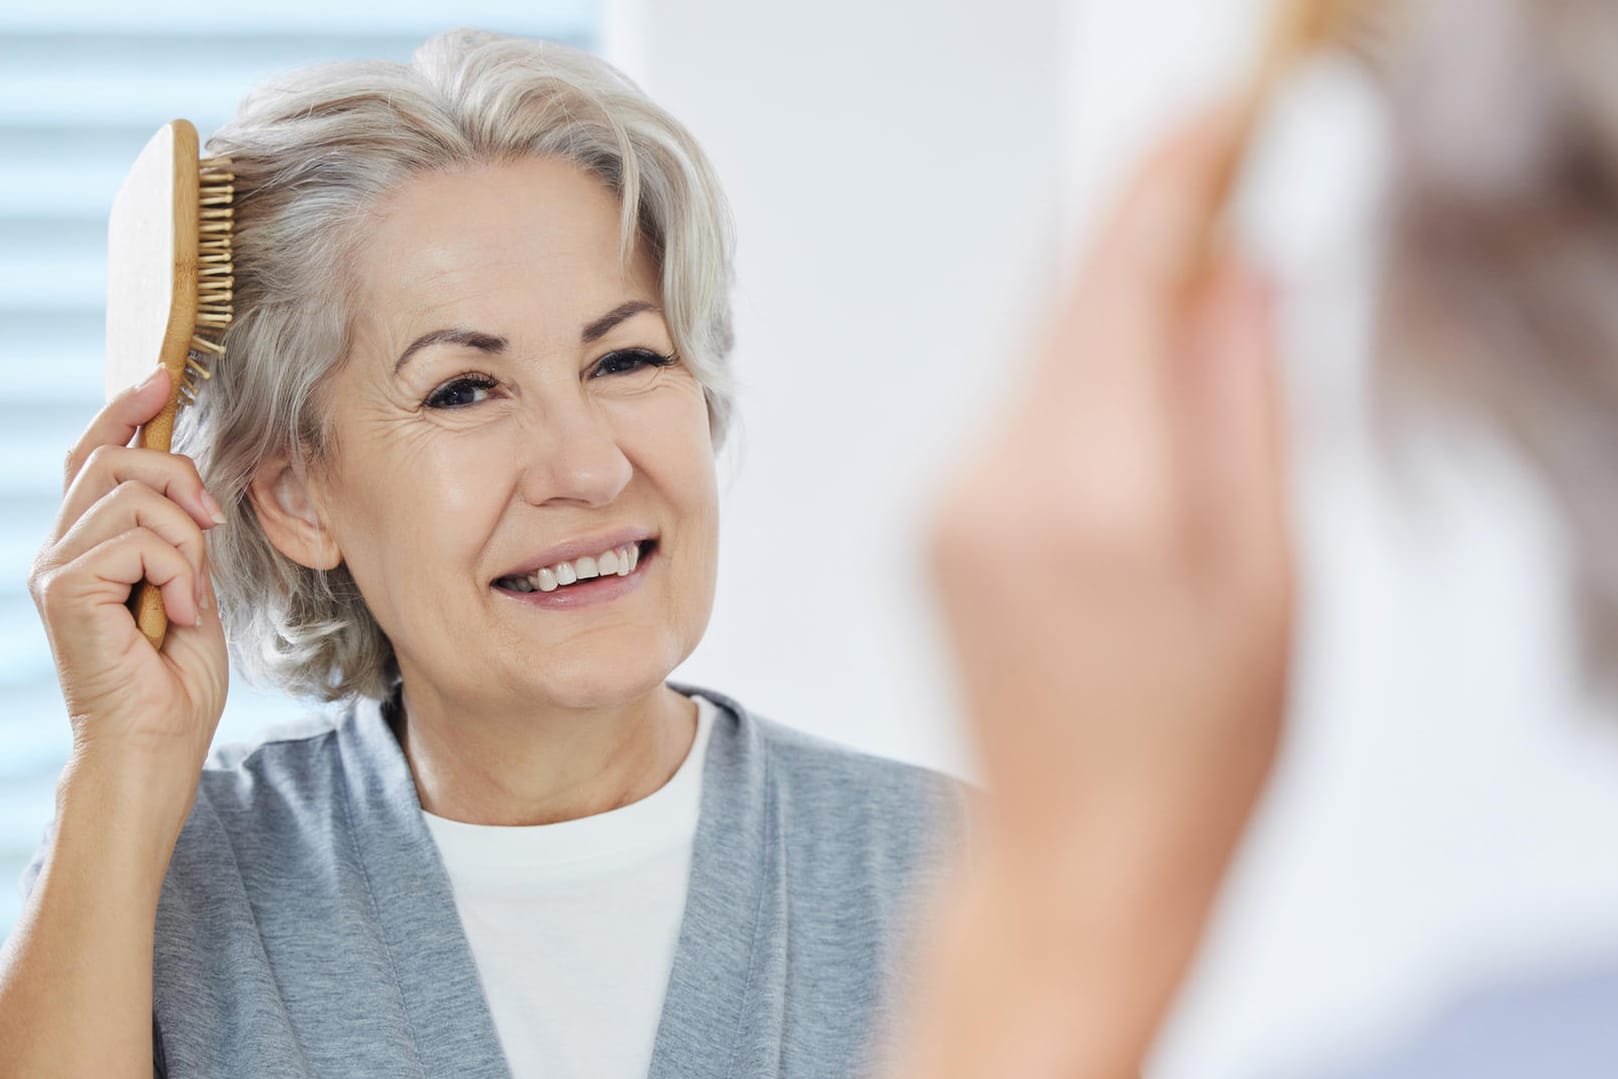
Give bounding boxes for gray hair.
[1373,0,1618,685]
[175,29,737,702]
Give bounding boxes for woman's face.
[305,157,719,713]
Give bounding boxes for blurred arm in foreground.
[887,105,1294,1079]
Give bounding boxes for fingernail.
[200,488,228,526]
[138,367,168,392]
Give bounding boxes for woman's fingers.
[64,367,170,490]
[39,367,226,654]
[53,481,211,606]
[1017,106,1249,550]
[1044,105,1241,407]
[56,446,223,544]
[37,526,202,635]
[58,365,223,546]
[1074,102,1242,322]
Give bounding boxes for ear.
[247,456,342,571]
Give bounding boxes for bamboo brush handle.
[129,326,194,649]
[128,421,183,649]
[131,288,196,649]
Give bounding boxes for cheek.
[612,387,716,511]
[326,428,515,589]
[616,391,720,619]
[405,430,516,524]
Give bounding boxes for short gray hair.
[175,29,737,702]
[1373,0,1618,686]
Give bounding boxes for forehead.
[349,157,655,336]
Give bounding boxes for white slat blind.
[1,0,598,940]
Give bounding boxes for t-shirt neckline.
[417,693,717,875]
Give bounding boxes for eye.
[424,374,499,409]
[591,348,677,379]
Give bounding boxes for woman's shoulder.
[680,682,977,864]
[175,701,388,869]
[761,707,969,811]
[192,705,348,809]
[15,709,351,910]
[688,681,968,790]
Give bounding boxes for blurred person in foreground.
[888,1,1618,1076]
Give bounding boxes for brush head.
[104,119,232,441]
[106,120,200,407]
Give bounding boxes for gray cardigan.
[20,683,966,1078]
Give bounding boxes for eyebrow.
[393,301,662,376]
[393,329,507,375]
[581,300,659,344]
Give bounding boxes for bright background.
[5,1,1618,1075]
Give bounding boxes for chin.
[516,645,683,712]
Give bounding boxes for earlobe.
[248,457,342,571]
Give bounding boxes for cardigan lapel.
[647,682,779,1079]
[337,692,514,1079]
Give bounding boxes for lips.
[493,538,658,610]
[493,528,657,584]
[495,540,651,592]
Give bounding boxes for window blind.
[0,0,598,940]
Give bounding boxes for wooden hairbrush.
[104,119,234,650]
[1202,0,1393,260]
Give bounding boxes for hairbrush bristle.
[186,154,234,403]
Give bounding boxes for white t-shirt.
[420,694,717,1079]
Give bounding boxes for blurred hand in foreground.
[893,105,1295,1078]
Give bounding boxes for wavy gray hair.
[1374,0,1618,684]
[175,30,736,702]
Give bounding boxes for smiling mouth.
[493,539,658,594]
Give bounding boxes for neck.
[390,679,698,826]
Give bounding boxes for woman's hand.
[896,107,1294,1077]
[29,368,230,775]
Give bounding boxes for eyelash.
[423,348,679,410]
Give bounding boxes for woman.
[0,31,963,1078]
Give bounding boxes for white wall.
[619,1,1618,1076]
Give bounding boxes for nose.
[516,393,633,508]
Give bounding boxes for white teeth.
[503,541,647,593]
